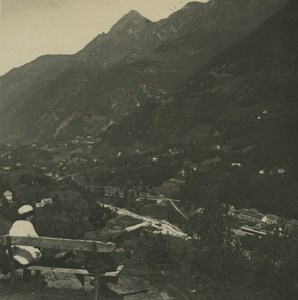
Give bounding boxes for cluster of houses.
[35,198,53,208]
[44,135,97,158]
[238,208,278,225]
[257,110,270,120]
[236,208,298,233]
[258,168,286,175]
[103,183,298,234]
[52,135,96,148]
[103,186,160,200]
[0,147,25,172]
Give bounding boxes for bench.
[0,235,124,300]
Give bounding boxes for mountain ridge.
[0,0,291,144]
[101,0,298,154]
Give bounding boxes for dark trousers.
[39,251,117,275]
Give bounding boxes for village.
[0,133,296,243]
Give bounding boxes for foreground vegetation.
[126,200,298,300]
[0,154,297,300]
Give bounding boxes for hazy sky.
[0,0,207,76]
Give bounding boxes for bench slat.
[27,266,90,275]
[0,235,116,253]
[27,265,124,277]
[102,265,124,278]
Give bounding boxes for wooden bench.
[0,235,124,300]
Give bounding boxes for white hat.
[18,205,34,216]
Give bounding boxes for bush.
[36,189,91,239]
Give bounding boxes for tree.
[189,195,251,295]
[252,235,298,300]
[141,235,176,273]
[36,189,91,239]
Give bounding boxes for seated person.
[9,205,42,266]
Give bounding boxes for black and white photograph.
[0,0,297,299]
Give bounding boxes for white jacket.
[9,220,42,265]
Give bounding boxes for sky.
[0,0,208,76]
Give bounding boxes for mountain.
[0,0,290,144]
[200,0,298,74]
[76,10,154,67]
[102,0,298,160]
[0,10,154,143]
[123,0,289,63]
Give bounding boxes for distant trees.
[184,192,298,300]
[139,160,177,187]
[19,174,51,186]
[189,197,250,287]
[36,189,91,239]
[250,234,298,300]
[179,171,219,208]
[179,155,298,219]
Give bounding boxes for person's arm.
[27,223,39,238]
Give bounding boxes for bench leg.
[35,270,41,283]
[94,276,110,300]
[94,275,100,300]
[75,274,85,289]
[23,269,31,280]
[9,262,15,285]
[99,282,108,300]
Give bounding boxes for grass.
[0,283,91,300]
[0,267,172,300]
[0,272,92,300]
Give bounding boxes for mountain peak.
[110,9,149,30]
[127,9,144,18]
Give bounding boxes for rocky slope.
[0,0,290,144]
[76,10,154,68]
[101,0,298,161]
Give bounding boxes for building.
[168,148,180,155]
[183,161,200,172]
[263,214,280,225]
[36,198,53,208]
[3,191,13,204]
[221,204,236,216]
[241,226,267,237]
[103,186,123,197]
[231,163,242,167]
[238,209,265,224]
[210,144,221,151]
[169,177,186,184]
[287,219,298,231]
[128,189,137,198]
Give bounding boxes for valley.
[0,0,297,299]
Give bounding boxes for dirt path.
[0,271,172,300]
[108,275,172,300]
[102,203,190,240]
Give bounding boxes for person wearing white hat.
[9,205,42,266]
